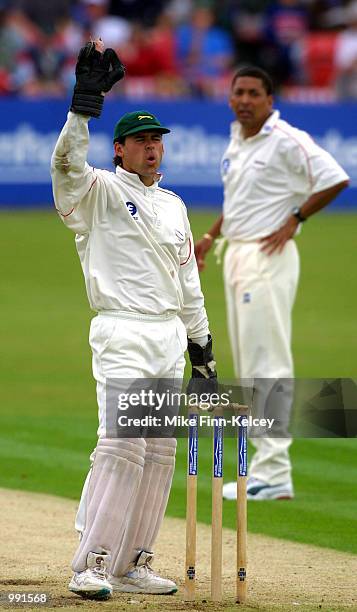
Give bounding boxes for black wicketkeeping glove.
[71,42,125,118]
[186,335,218,408]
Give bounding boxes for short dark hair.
[113,135,126,168]
[231,66,274,95]
[113,155,122,168]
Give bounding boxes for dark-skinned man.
[195,66,349,501]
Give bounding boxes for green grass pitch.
[0,210,356,554]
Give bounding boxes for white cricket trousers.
[224,239,300,485]
[73,311,186,576]
[90,311,187,437]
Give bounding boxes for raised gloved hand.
[186,335,218,409]
[71,41,125,118]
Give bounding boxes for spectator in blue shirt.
[176,5,234,95]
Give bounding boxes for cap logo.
[138,115,153,120]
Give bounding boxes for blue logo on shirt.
[126,202,138,219]
[222,158,230,175]
[243,292,251,303]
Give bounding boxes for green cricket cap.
[113,110,170,142]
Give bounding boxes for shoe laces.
[137,559,158,579]
[91,558,107,579]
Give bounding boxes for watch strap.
[293,208,307,222]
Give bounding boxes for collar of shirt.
[231,109,280,143]
[115,165,163,191]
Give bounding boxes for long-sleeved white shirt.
[221,110,349,241]
[51,112,209,339]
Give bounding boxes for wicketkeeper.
[51,39,218,600]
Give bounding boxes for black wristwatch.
[292,207,307,222]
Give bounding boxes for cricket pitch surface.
[1,488,356,611]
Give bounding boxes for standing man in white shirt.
[195,66,349,502]
[51,39,218,600]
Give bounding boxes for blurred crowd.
[1,0,357,99]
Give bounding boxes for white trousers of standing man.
[224,239,300,486]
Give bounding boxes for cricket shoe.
[109,550,177,594]
[69,551,113,600]
[222,478,294,500]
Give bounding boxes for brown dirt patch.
[1,489,356,611]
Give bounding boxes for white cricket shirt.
[221,110,349,241]
[51,112,209,339]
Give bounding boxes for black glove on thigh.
[186,335,219,404]
[71,42,125,118]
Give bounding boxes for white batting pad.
[75,439,148,533]
[72,438,146,572]
[110,438,177,577]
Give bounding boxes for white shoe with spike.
[110,550,177,595]
[69,551,112,600]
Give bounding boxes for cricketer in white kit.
[51,40,218,600]
[195,66,349,502]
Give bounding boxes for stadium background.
[1,0,356,589]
